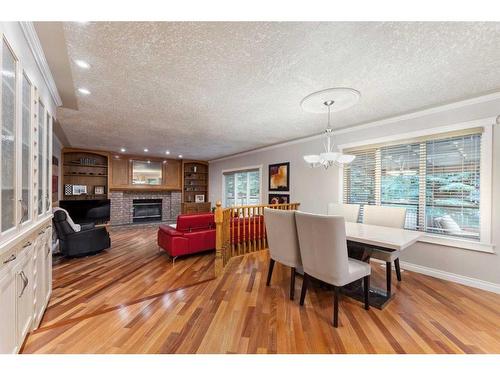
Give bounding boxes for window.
[1,38,17,232]
[21,73,31,223]
[343,129,483,241]
[224,168,260,207]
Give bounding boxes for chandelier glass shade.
[301,89,359,169]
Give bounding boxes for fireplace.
[132,199,162,223]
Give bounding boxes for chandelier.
[301,88,360,169]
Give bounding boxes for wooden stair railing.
[214,200,300,276]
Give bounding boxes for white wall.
[209,95,500,290]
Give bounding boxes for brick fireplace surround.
[110,191,181,226]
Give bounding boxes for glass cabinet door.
[21,73,31,224]
[37,101,45,216]
[45,113,51,213]
[1,39,17,233]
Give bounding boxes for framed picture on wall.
[268,162,290,191]
[268,194,289,205]
[195,194,205,203]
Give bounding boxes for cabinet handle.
[3,254,16,264]
[22,241,32,248]
[19,271,28,298]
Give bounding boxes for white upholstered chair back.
[295,211,349,286]
[363,205,406,229]
[327,203,360,223]
[263,208,301,268]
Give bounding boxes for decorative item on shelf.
[269,194,289,204]
[72,184,87,195]
[64,184,73,196]
[195,194,205,203]
[269,162,290,191]
[301,88,359,169]
[79,157,97,166]
[94,186,105,195]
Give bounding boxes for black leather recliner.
[53,210,111,257]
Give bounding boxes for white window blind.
[425,134,481,240]
[343,148,376,207]
[343,130,482,241]
[224,169,260,207]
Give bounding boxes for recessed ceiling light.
[144,148,149,152]
[178,155,183,158]
[77,88,91,95]
[147,160,151,164]
[74,59,90,69]
[165,150,170,155]
[120,148,126,152]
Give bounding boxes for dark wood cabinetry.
[182,161,210,214]
[108,154,182,191]
[62,149,109,200]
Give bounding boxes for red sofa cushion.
[176,213,215,232]
[158,213,216,257]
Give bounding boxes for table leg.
[343,241,395,309]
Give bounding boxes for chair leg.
[333,286,340,327]
[395,258,402,281]
[363,275,370,310]
[300,273,309,306]
[290,267,296,300]
[386,261,392,296]
[266,258,275,286]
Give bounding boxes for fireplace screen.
[132,160,162,185]
[132,199,162,223]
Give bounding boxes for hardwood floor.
[22,226,500,354]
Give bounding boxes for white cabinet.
[0,224,52,353]
[0,267,17,354]
[0,25,55,354]
[14,245,33,344]
[33,227,51,326]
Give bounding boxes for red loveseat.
[158,213,216,258]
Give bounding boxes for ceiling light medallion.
[301,88,360,170]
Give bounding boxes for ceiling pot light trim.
[77,88,91,95]
[74,59,90,69]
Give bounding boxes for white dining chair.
[295,211,370,328]
[263,208,302,300]
[327,203,360,223]
[363,205,407,295]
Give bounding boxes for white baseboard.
[399,260,500,294]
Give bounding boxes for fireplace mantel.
[109,186,182,192]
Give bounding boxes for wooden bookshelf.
[182,161,210,213]
[62,149,109,200]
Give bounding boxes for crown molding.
[19,21,62,107]
[209,91,500,163]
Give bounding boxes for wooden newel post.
[214,200,224,277]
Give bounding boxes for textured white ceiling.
[57,22,500,160]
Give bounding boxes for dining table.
[343,222,422,309]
